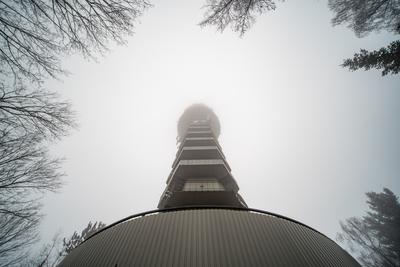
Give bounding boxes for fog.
[41,0,399,248]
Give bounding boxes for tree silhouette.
[200,0,276,36]
[329,0,400,37]
[342,41,400,76]
[337,188,400,267]
[25,221,106,267]
[200,0,399,76]
[62,221,106,255]
[0,0,150,84]
[0,84,74,267]
[0,0,149,264]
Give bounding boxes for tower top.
[177,104,220,142]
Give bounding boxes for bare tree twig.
[200,0,277,36]
[0,0,150,84]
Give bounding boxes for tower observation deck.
[59,104,360,267]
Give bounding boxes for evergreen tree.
[63,221,107,255]
[338,188,400,266]
[28,221,106,267]
[342,41,400,76]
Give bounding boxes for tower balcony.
[185,131,214,138]
[179,137,222,151]
[166,159,238,190]
[187,125,210,131]
[172,146,227,169]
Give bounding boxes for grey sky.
[41,0,399,250]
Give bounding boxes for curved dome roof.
[177,104,220,141]
[59,208,360,267]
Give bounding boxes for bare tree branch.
[200,0,277,36]
[25,221,106,266]
[0,83,74,266]
[329,0,400,37]
[0,0,150,84]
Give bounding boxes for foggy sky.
[41,0,399,251]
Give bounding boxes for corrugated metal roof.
[59,208,360,267]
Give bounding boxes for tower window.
[183,179,224,191]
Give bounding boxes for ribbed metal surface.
[59,208,360,267]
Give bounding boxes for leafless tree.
[0,0,150,84]
[34,234,64,267]
[0,131,63,266]
[329,0,400,38]
[24,221,106,267]
[0,0,149,265]
[17,232,64,267]
[0,85,74,139]
[200,0,277,35]
[0,83,74,266]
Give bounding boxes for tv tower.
[59,104,360,267]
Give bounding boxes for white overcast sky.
[41,0,399,251]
